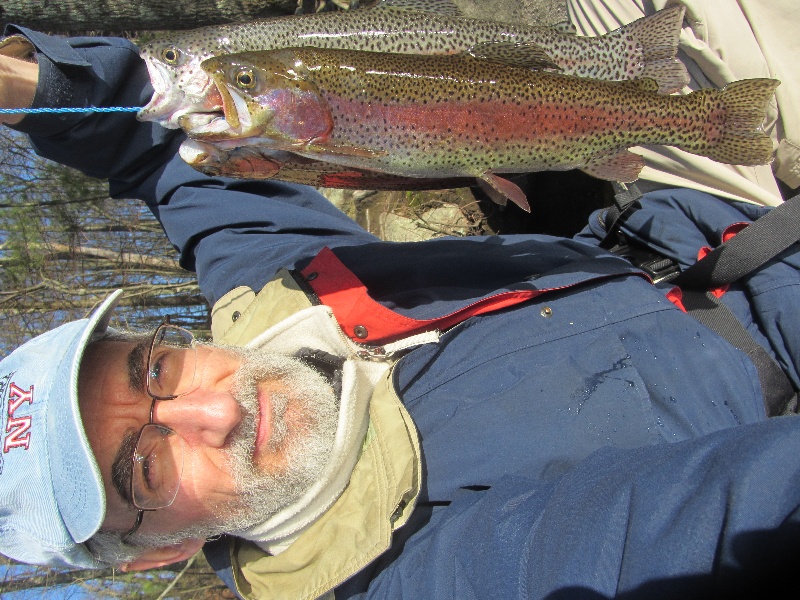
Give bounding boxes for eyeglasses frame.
[121,317,195,543]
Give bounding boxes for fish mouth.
[178,112,233,138]
[179,80,256,142]
[179,138,217,167]
[138,59,185,127]
[138,58,222,129]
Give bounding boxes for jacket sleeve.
[340,414,800,599]
[6,26,377,306]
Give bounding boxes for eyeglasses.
[121,319,197,542]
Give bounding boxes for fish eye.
[235,69,256,89]
[160,46,181,65]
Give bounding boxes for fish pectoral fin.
[466,42,561,71]
[477,173,531,213]
[304,139,387,159]
[375,0,463,17]
[580,150,645,183]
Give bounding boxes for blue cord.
[0,106,143,114]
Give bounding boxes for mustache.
[214,344,335,476]
[228,374,290,458]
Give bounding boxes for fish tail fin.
[616,5,689,94]
[701,78,780,166]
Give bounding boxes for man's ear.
[120,537,206,572]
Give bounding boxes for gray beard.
[133,345,340,547]
[223,347,341,529]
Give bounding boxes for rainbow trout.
[190,47,778,211]
[139,1,689,129]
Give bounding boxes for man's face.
[77,336,339,544]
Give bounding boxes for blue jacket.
[10,27,800,599]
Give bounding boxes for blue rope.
[0,106,143,114]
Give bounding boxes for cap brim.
[49,290,124,544]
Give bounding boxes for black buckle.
[609,240,682,284]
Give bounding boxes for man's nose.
[152,390,241,448]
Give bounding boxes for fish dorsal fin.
[550,21,577,34]
[466,41,561,71]
[629,77,660,93]
[373,0,464,17]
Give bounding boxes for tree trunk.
[0,242,184,272]
[0,0,297,33]
[48,242,185,272]
[0,292,207,313]
[0,568,115,593]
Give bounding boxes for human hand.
[0,36,39,125]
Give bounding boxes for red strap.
[301,248,550,343]
[666,287,687,312]
[301,247,638,344]
[722,222,749,243]
[694,222,748,299]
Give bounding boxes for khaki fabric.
[209,271,422,600]
[212,271,314,344]
[0,35,36,60]
[232,371,421,600]
[567,0,800,206]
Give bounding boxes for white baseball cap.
[0,290,123,568]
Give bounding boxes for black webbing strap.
[679,289,797,416]
[604,188,800,416]
[674,193,800,416]
[600,182,644,250]
[673,193,800,289]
